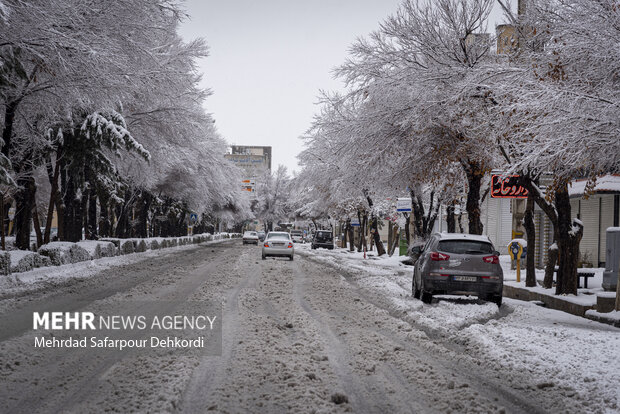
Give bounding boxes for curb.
[503,285,595,317]
[503,285,619,328]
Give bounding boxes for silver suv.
[412,233,503,306]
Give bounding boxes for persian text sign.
[396,198,412,212]
[491,175,529,199]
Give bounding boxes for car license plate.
[273,243,284,246]
[453,276,477,282]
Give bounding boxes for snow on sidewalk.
[0,238,232,296]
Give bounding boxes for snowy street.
[1,240,617,413]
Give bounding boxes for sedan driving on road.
[242,231,259,245]
[262,232,294,260]
[412,233,503,306]
[290,229,304,243]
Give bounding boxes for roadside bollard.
[508,240,525,283]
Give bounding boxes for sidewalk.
[499,255,620,327]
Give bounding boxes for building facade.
[224,145,272,196]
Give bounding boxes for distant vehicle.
[290,229,304,243]
[262,231,294,260]
[257,231,266,242]
[412,233,503,306]
[242,231,259,245]
[311,230,333,250]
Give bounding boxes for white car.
[242,231,259,245]
[262,232,294,260]
[290,229,304,243]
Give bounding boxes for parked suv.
[311,230,333,250]
[412,233,503,306]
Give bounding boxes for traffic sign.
[396,198,412,212]
[190,213,198,224]
[351,218,360,227]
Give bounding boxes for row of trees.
[0,0,252,249]
[295,0,619,295]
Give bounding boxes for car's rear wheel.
[262,254,266,260]
[289,255,294,261]
[493,295,502,307]
[420,279,432,304]
[412,275,421,299]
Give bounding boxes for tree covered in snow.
[297,0,501,251]
[0,0,250,247]
[256,165,292,231]
[296,0,617,295]
[486,0,620,295]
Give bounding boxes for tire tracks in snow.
[179,247,260,412]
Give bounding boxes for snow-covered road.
[0,241,617,413]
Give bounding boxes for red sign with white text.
[491,175,529,199]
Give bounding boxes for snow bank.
[77,240,117,259]
[1,233,235,276]
[0,251,9,275]
[38,242,90,266]
[9,250,51,273]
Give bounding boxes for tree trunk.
[32,202,43,248]
[87,190,97,239]
[369,215,386,256]
[524,193,536,287]
[136,190,152,238]
[44,153,61,244]
[115,193,131,238]
[410,187,439,240]
[1,99,19,159]
[523,178,582,295]
[389,225,400,256]
[348,221,355,252]
[403,213,410,244]
[543,243,558,289]
[98,191,110,237]
[363,191,385,256]
[14,175,36,250]
[62,174,83,242]
[447,204,456,233]
[554,186,583,295]
[356,210,365,252]
[463,160,484,235]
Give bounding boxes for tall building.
[224,145,272,195]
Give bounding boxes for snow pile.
[1,233,238,277]
[136,240,147,253]
[77,240,117,259]
[121,240,135,255]
[0,251,9,275]
[8,250,51,273]
[38,242,90,265]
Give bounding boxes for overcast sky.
[178,0,510,175]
